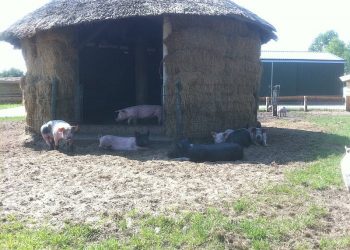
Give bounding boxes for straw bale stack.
[164,16,262,137]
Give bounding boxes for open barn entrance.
[78,17,163,124]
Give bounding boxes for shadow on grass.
[22,126,350,165]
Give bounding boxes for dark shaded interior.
[79,17,163,124]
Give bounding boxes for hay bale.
[21,28,78,132]
[164,16,262,138]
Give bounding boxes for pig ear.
[58,127,65,133]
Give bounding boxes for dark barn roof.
[0,0,276,46]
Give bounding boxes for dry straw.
[164,16,262,138]
[21,28,78,131]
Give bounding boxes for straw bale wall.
[21,28,78,132]
[163,16,262,138]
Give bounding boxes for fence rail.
[260,95,345,112]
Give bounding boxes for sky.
[0,0,349,72]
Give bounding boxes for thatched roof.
[0,0,276,46]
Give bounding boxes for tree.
[0,68,24,77]
[326,38,346,56]
[309,30,339,52]
[309,30,350,73]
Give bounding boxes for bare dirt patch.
[0,111,349,240]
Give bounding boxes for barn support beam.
[162,16,172,123]
[51,78,58,120]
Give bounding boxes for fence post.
[304,96,308,112]
[265,97,270,111]
[346,96,350,112]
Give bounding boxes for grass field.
[0,116,25,122]
[0,103,22,110]
[1,113,350,249]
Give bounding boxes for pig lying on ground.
[99,131,150,151]
[225,129,252,147]
[40,120,79,151]
[341,146,350,192]
[278,106,288,117]
[211,129,234,144]
[167,139,243,162]
[115,105,162,125]
[247,127,268,146]
[212,126,267,147]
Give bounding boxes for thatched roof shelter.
[1,0,275,45]
[0,0,276,138]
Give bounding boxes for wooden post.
[272,105,277,116]
[265,97,270,111]
[304,96,308,112]
[162,16,172,126]
[51,78,58,120]
[346,96,350,111]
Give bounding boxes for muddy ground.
[1,111,350,240]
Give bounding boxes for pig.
[115,105,162,125]
[211,129,234,144]
[278,106,288,117]
[167,139,243,162]
[225,128,252,147]
[40,120,79,151]
[99,131,150,151]
[247,127,268,146]
[341,146,350,192]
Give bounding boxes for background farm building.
[260,51,345,97]
[0,0,276,138]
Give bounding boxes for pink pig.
[99,131,150,151]
[115,105,162,124]
[40,120,78,150]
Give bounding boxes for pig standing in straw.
[115,105,162,125]
[40,120,79,151]
[341,146,350,192]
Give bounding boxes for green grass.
[308,115,350,138]
[285,115,350,191]
[0,116,25,122]
[0,103,22,110]
[0,205,328,250]
[319,236,350,249]
[0,216,101,250]
[287,155,343,190]
[232,205,327,248]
